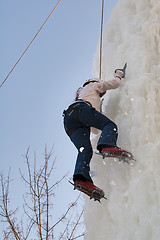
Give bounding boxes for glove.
[115,63,127,78]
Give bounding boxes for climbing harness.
[0,0,62,88]
[63,100,92,137]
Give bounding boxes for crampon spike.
[69,181,107,202]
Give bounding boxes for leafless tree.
[0,147,84,240]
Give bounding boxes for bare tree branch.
[0,171,21,240]
[0,147,84,240]
[68,210,84,240]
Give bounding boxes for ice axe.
[115,63,127,78]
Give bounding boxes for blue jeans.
[63,101,118,182]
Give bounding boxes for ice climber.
[63,64,128,200]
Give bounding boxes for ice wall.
[84,0,160,239]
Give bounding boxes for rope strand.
[0,0,62,89]
[99,0,104,80]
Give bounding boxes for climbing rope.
[99,0,104,80]
[0,0,62,89]
[99,0,105,113]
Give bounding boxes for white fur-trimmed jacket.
[77,71,123,134]
[78,71,123,111]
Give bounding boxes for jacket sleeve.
[96,77,121,94]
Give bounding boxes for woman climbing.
[63,64,128,201]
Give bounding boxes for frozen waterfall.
[84,0,160,239]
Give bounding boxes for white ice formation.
[84,1,160,239]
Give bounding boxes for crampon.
[98,147,135,164]
[69,180,107,202]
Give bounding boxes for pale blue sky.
[1,0,118,238]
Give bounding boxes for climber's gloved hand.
[115,63,127,79]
